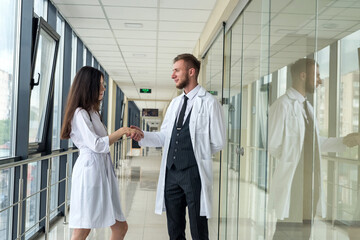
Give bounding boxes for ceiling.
[52,0,360,114]
[51,0,218,112]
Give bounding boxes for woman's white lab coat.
[139,86,225,218]
[69,108,125,228]
[268,88,346,220]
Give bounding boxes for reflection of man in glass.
[267,58,359,239]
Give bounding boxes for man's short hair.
[173,53,201,77]
[290,58,317,80]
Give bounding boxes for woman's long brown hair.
[60,66,104,139]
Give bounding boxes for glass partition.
[0,0,20,159]
[50,15,65,219]
[201,32,224,239]
[25,162,41,238]
[0,0,20,239]
[201,0,360,239]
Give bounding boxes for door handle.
[236,146,244,156]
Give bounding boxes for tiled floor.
[37,150,192,240]
[36,149,359,240]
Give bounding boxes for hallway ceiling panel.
[101,0,158,7]
[68,18,108,28]
[56,5,105,18]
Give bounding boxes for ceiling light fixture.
[133,53,147,57]
[322,23,337,29]
[124,22,143,28]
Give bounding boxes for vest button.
[175,149,177,152]
[175,141,178,144]
[173,156,176,159]
[177,133,179,136]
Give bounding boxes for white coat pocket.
[196,114,209,134]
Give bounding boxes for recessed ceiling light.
[275,29,296,34]
[322,23,337,29]
[133,53,147,57]
[124,22,143,28]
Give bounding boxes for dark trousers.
[164,165,208,240]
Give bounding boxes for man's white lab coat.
[268,88,346,220]
[139,86,225,218]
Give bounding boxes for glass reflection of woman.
[61,66,142,240]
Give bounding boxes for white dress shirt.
[176,84,201,126]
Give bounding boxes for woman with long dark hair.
[61,66,143,240]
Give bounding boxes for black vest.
[166,111,197,170]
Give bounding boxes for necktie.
[177,95,188,130]
[302,100,320,220]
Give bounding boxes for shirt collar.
[183,84,201,101]
[288,87,306,104]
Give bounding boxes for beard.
[305,78,315,93]
[176,73,190,89]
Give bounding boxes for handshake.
[125,125,144,142]
[343,132,360,147]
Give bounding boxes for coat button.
[175,149,177,152]
[176,141,178,144]
[173,156,176,159]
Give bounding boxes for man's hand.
[343,132,360,147]
[129,125,144,142]
[130,125,142,132]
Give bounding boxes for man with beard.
[267,58,359,239]
[134,53,225,239]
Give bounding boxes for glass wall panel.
[0,0,19,158]
[338,30,360,160]
[50,15,65,219]
[67,32,78,203]
[0,168,13,240]
[202,32,224,239]
[225,16,243,239]
[203,0,360,239]
[216,27,232,240]
[34,0,47,20]
[316,46,330,138]
[0,1,19,239]
[267,0,318,239]
[25,162,41,238]
[237,0,270,238]
[216,0,271,238]
[313,1,360,239]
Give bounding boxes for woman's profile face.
[99,76,106,101]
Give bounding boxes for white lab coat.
[69,108,125,228]
[139,86,225,218]
[268,88,346,221]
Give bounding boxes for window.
[52,16,64,151]
[34,0,47,20]
[316,46,330,137]
[25,162,41,239]
[26,16,59,239]
[50,15,65,219]
[0,1,20,238]
[277,66,287,97]
[0,0,20,159]
[0,168,14,240]
[28,17,59,152]
[338,30,360,159]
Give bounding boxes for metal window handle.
[31,72,41,90]
[236,146,244,156]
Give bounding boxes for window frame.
[28,16,60,154]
